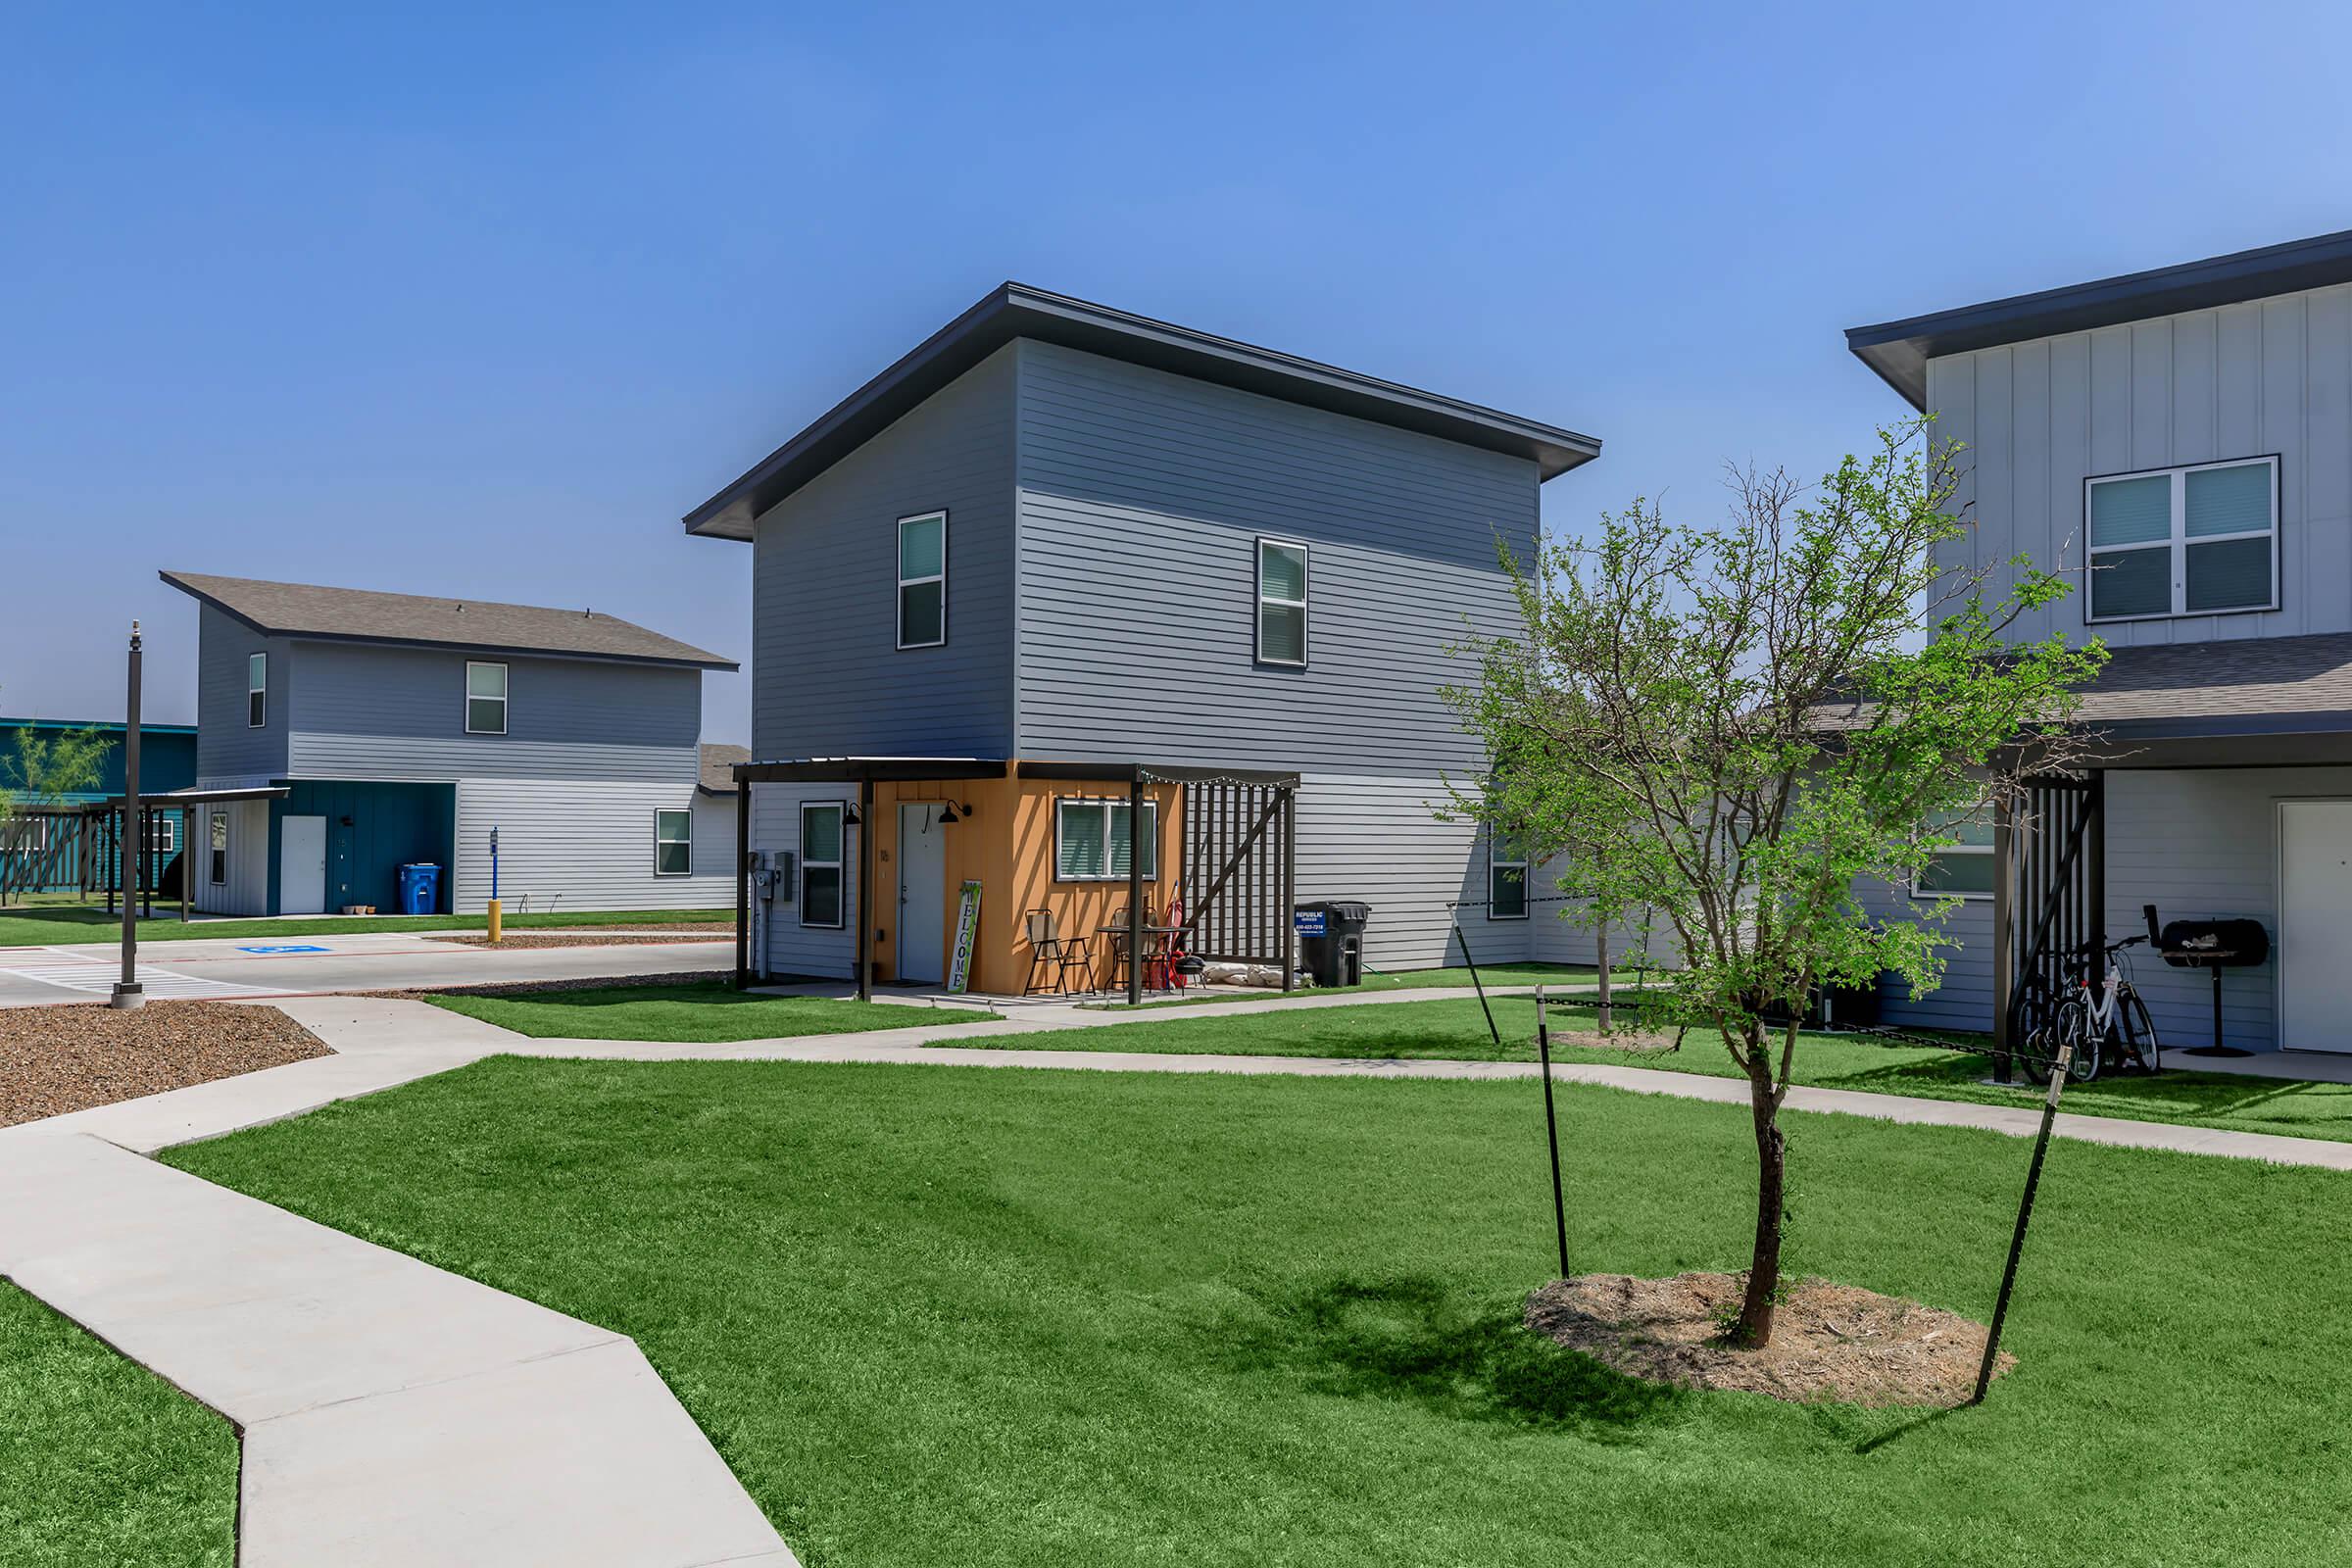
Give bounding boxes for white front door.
[279,814,327,916]
[2278,800,2352,1053]
[897,803,949,985]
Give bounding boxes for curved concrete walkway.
[6,984,2349,1566]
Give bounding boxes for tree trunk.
[1595,923,1612,1033]
[1730,1068,1786,1348]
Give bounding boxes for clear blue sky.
[6,1,2349,740]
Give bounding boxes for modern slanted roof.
[697,743,750,794]
[160,571,737,671]
[1847,228,2352,411]
[1810,632,2352,741]
[683,282,1604,540]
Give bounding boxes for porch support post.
[1127,770,1145,1006]
[180,810,191,927]
[857,778,874,1003]
[1990,789,2015,1081]
[2085,769,2106,962]
[734,783,751,991]
[1281,786,1297,993]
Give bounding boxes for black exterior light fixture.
[939,802,971,824]
[842,803,861,827]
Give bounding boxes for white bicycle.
[2023,932,2161,1084]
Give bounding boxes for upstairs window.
[800,802,845,927]
[654,808,692,877]
[1489,830,1529,919]
[2087,457,2278,622]
[898,511,947,649]
[1914,806,1995,899]
[1054,798,1158,882]
[466,662,509,735]
[1256,539,1308,665]
[247,653,268,727]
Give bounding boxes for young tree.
[3,724,114,810]
[1447,421,2104,1348]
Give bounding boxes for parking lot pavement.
[0,934,733,1009]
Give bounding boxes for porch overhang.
[82,784,290,809]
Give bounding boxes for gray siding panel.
[451,778,733,913]
[1293,772,1530,969]
[188,799,270,917]
[749,346,1017,760]
[287,641,701,782]
[1930,279,2352,647]
[746,780,859,980]
[1013,341,1537,772]
[195,605,290,784]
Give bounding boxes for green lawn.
[424,979,997,1042]
[164,1057,2352,1566]
[0,904,733,949]
[1083,961,1642,1009]
[0,1281,236,1566]
[981,996,2352,1144]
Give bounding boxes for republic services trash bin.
[397,863,442,916]
[1295,900,1370,987]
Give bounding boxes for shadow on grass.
[1216,1275,1690,1439]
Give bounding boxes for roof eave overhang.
[1845,227,2352,415]
[684,283,1602,540]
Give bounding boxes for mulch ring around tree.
[1525,1271,2012,1407]
[0,1001,331,1128]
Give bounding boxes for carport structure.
[729,759,1299,1003]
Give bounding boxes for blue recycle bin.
[397,863,442,915]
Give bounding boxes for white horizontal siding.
[452,779,736,915]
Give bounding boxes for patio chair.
[1023,907,1090,996]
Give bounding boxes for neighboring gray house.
[1844,227,2352,1058]
[685,284,1605,990]
[162,572,740,916]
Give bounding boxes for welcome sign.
[947,880,983,993]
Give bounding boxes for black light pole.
[109,621,144,1010]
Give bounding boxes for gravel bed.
[0,1002,331,1128]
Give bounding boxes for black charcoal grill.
[2142,904,2270,1057]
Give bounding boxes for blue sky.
[6,1,2350,739]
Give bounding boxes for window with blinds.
[2086,457,2278,622]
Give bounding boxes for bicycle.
[2020,932,2162,1083]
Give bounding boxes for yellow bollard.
[486,898,503,945]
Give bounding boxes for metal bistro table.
[1099,924,1183,994]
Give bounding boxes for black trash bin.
[1295,900,1371,987]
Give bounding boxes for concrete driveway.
[0,932,732,1007]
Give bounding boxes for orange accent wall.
[868,768,1184,996]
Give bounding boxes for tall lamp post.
[109,620,144,1010]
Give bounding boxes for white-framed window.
[800,802,846,927]
[654,808,692,877]
[898,510,947,649]
[1913,807,1995,900]
[209,808,228,886]
[2086,456,2278,622]
[1488,829,1529,919]
[247,653,268,727]
[1054,797,1158,882]
[466,661,509,735]
[1256,538,1308,666]
[148,814,176,856]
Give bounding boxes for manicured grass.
[424,979,997,1042]
[0,1281,236,1566]
[987,997,2352,1144]
[1082,962,1641,1009]
[0,905,733,949]
[167,1057,2352,1566]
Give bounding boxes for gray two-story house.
[686,284,1603,993]
[1845,228,2352,1059]
[162,572,740,917]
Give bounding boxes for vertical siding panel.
[1927,356,1976,578]
[2049,334,2093,631]
[2303,286,2352,634]
[1974,346,2014,606]
[2009,340,2051,634]
[2216,302,2265,459]
[2263,295,2309,637]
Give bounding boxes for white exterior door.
[897,804,949,985]
[279,814,327,916]
[2278,800,2352,1053]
